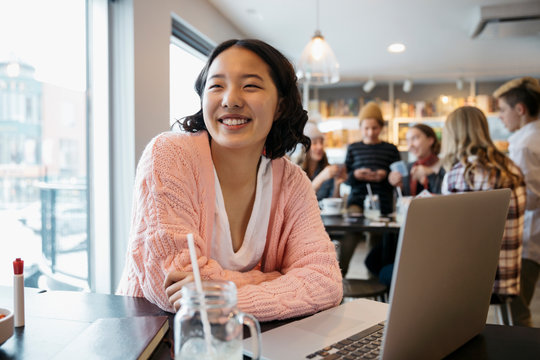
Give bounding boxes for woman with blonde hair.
[441,106,526,300]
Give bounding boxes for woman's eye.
[208,84,222,89]
[244,84,261,89]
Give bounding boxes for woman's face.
[309,137,325,162]
[361,118,382,144]
[406,127,434,159]
[497,98,522,132]
[202,46,280,153]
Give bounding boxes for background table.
[322,214,400,235]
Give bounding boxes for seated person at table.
[388,123,445,196]
[440,106,526,299]
[116,39,343,321]
[299,121,347,201]
[378,125,445,286]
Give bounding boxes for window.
[170,41,206,127]
[0,0,89,290]
[169,17,212,127]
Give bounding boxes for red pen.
[13,258,25,327]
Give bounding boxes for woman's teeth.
[222,118,248,126]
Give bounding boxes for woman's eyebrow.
[241,74,264,81]
[207,73,264,81]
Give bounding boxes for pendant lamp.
[297,0,339,85]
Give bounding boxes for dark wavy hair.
[174,39,310,159]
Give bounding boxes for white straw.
[187,233,214,354]
[396,186,403,200]
[366,183,375,208]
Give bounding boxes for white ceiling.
[208,0,540,85]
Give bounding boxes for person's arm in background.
[513,146,540,210]
[332,166,347,198]
[492,173,526,295]
[388,170,403,188]
[312,164,340,192]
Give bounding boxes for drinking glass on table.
[395,196,412,225]
[364,194,381,220]
[174,280,261,360]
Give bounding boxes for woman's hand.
[410,165,433,183]
[335,165,347,183]
[388,170,403,187]
[320,164,340,181]
[313,165,341,191]
[373,169,388,182]
[354,168,387,182]
[354,167,372,181]
[164,271,194,311]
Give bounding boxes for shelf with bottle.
[315,117,394,164]
[311,99,394,159]
[311,93,506,159]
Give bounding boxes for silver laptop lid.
[381,189,511,360]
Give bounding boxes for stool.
[342,278,388,303]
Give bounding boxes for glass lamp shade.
[297,31,340,85]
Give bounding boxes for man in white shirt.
[494,77,540,326]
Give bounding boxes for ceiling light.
[456,78,464,90]
[296,0,340,85]
[387,43,406,53]
[403,79,413,93]
[363,78,376,93]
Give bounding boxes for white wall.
[132,0,243,161]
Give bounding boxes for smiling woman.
[117,39,343,322]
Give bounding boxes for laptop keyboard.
[305,323,385,360]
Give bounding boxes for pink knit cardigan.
[116,131,343,321]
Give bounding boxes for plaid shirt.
[442,161,526,296]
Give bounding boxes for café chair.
[490,294,515,326]
[342,278,388,303]
[331,240,389,303]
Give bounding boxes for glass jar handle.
[240,312,261,360]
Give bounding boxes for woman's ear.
[515,102,527,116]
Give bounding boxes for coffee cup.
[321,198,343,215]
[390,161,408,176]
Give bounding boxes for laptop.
[243,189,511,360]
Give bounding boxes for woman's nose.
[221,87,243,108]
